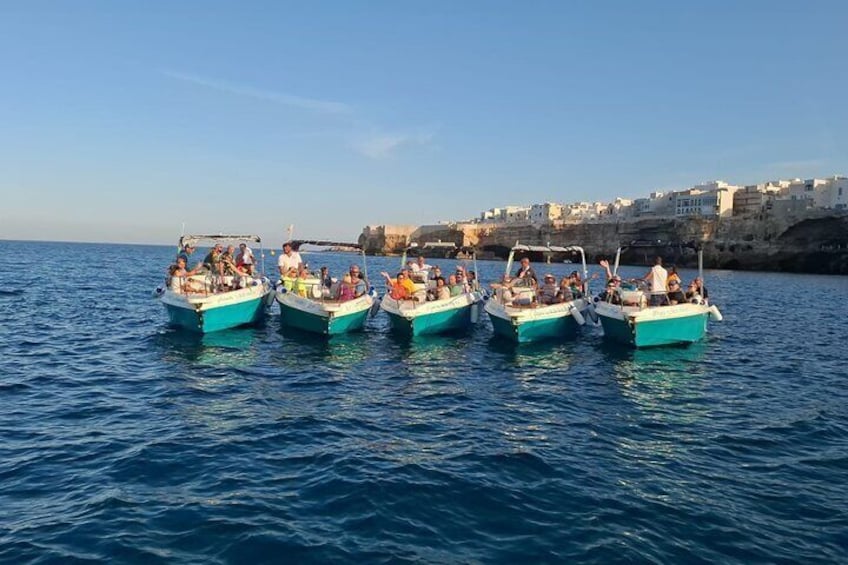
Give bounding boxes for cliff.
[360,211,848,274]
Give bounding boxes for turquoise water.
[1,241,846,562]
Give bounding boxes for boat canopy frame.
[288,239,363,251]
[178,234,266,277]
[398,242,481,292]
[611,243,705,288]
[504,241,589,292]
[179,234,262,248]
[286,239,370,287]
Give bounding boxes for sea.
[1,240,846,563]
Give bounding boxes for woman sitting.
[381,271,414,300]
[168,257,204,293]
[337,274,356,302]
[427,276,450,301]
[558,278,574,303]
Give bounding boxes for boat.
[379,244,485,336]
[593,246,723,347]
[156,234,274,333]
[484,243,594,343]
[275,241,377,336]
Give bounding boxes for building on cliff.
[784,176,848,210]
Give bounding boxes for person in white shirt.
[411,256,432,273]
[236,243,255,275]
[642,256,668,306]
[277,242,303,276]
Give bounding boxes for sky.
[1,1,847,245]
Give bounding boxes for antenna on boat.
[472,249,480,291]
[613,247,622,276]
[361,247,370,288]
[505,240,518,281]
[698,245,704,285]
[578,246,589,296]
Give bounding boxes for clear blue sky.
[1,1,846,245]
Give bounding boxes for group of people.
[274,243,369,303]
[167,241,257,293]
[597,256,709,306]
[381,256,477,302]
[492,257,586,306]
[280,263,369,302]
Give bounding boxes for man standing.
[411,255,432,273]
[203,243,225,278]
[513,257,538,287]
[177,243,195,265]
[277,242,303,276]
[643,256,668,306]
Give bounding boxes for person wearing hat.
[538,274,559,304]
[177,243,195,265]
[202,243,225,278]
[277,241,303,276]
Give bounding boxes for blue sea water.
[1,240,846,563]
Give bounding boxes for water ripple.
[0,242,847,562]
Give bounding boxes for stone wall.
[360,211,848,274]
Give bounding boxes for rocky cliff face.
[361,212,848,274]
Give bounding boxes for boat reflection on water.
[385,332,472,380]
[274,325,374,371]
[601,339,713,430]
[600,339,710,380]
[155,326,262,366]
[485,337,578,380]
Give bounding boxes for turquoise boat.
[485,296,592,343]
[485,243,594,343]
[274,239,376,336]
[161,282,273,333]
[594,246,723,347]
[277,290,374,335]
[379,242,484,336]
[594,300,720,347]
[157,234,273,333]
[380,290,483,336]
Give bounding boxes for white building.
[827,176,848,210]
[478,205,531,224]
[633,191,675,218]
[604,197,634,219]
[529,202,563,224]
[785,178,830,208]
